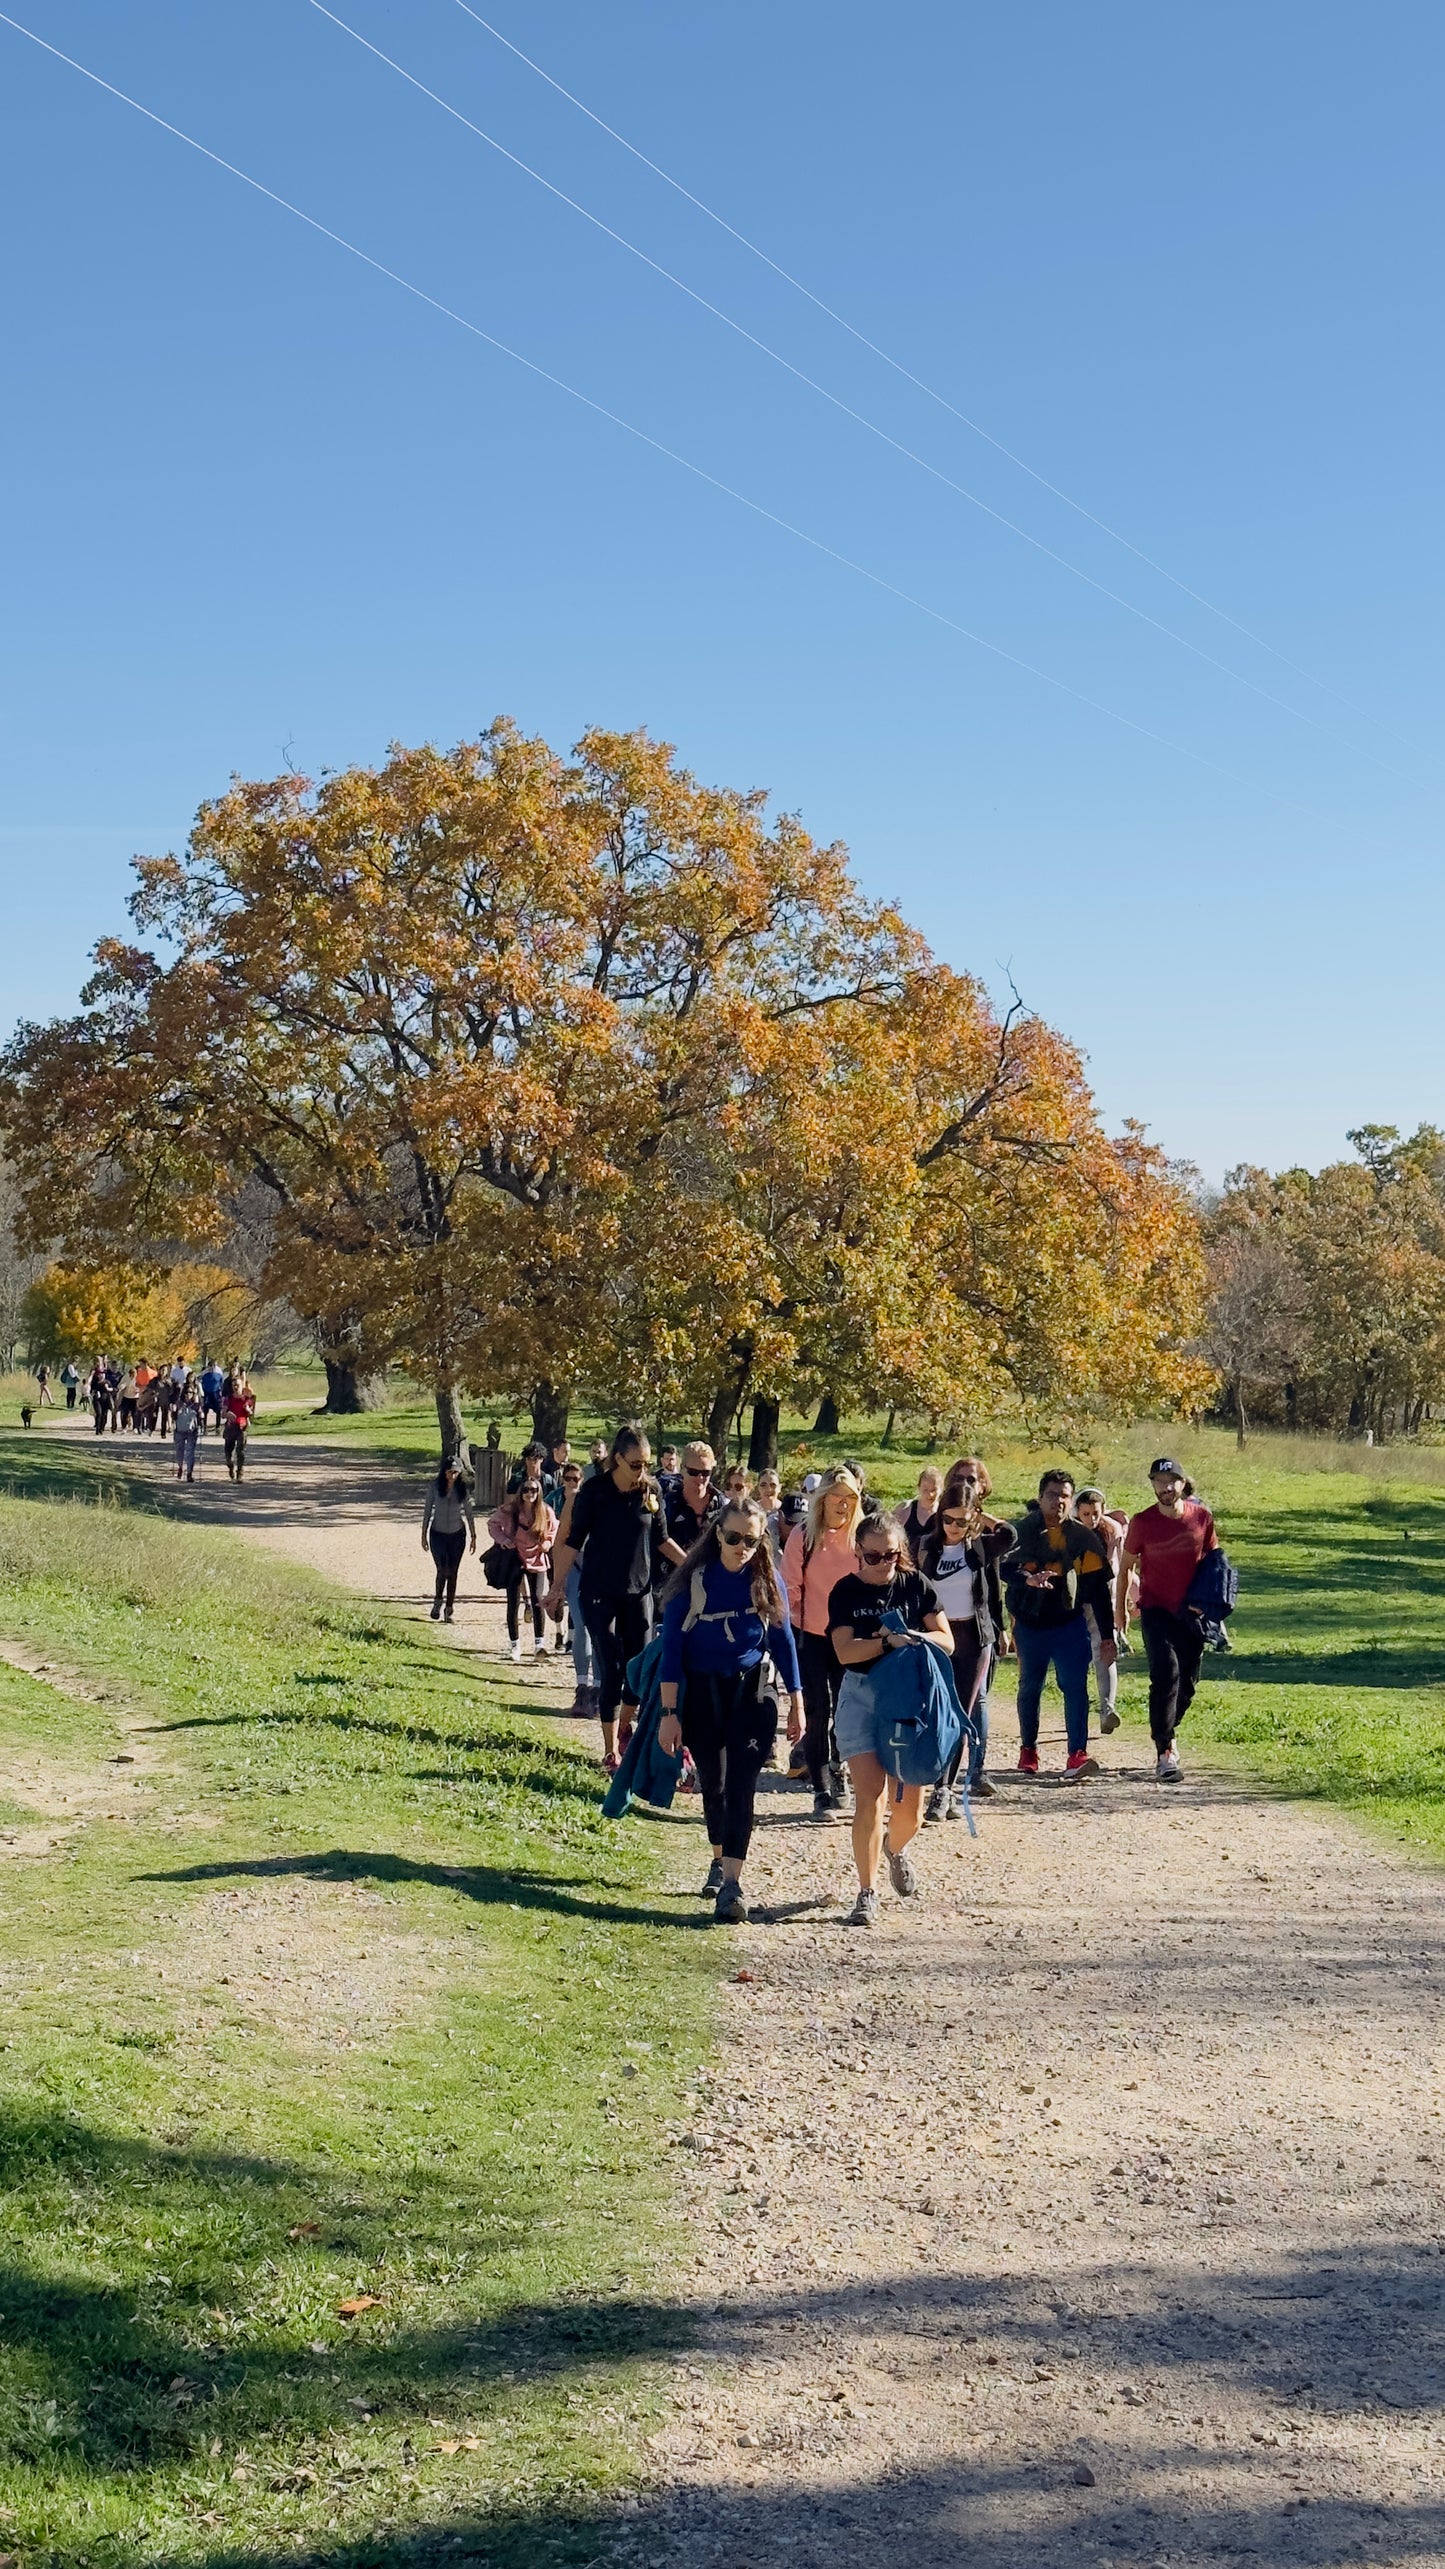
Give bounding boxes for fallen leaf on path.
[337,2295,381,2318]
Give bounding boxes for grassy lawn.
[0,1484,714,2568]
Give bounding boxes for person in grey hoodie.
[421,1461,476,1622]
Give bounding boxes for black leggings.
[680,1667,778,1862]
[945,1624,990,1785]
[582,1591,651,1728]
[506,1562,547,1642]
[1139,1605,1206,1748]
[430,1526,466,1609]
[798,1629,842,1792]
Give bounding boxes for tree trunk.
[319,1358,386,1414]
[706,1384,735,1458]
[436,1383,466,1463]
[530,1380,569,1449]
[812,1391,840,1437]
[879,1406,897,1449]
[1233,1377,1248,1447]
[748,1396,779,1471]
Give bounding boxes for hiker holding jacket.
[828,1511,953,1929]
[1117,1458,1219,1784]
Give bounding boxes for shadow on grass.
[138,1847,708,1931]
[0,2136,1435,2569]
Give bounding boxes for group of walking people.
[428,1423,1220,1928]
[59,1354,256,1481]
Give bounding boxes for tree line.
[0,721,1213,1454]
[1201,1125,1445,1443]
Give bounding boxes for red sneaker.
[1016,1747,1039,1776]
[1065,1750,1100,1778]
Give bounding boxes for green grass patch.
[0,1491,714,2566]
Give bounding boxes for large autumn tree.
[0,720,1209,1451]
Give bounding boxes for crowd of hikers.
[45,1354,258,1481]
[429,1425,1228,1927]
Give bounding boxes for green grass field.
[0,1489,713,2568]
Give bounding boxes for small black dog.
[20,1403,33,1428]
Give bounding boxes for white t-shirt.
[930,1543,976,1622]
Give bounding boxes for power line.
[306,0,1398,780]
[452,0,1408,748]
[0,8,1298,808]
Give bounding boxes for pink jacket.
[488,1494,557,1571]
[781,1523,857,1638]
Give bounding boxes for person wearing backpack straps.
[827,1511,953,1927]
[1005,1469,1116,1778]
[1116,1458,1218,1783]
[657,1498,803,1925]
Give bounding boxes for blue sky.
[1,0,1440,1179]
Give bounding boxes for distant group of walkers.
[38,1354,258,1482]
[419,1427,1225,1925]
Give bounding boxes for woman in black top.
[916,1461,1016,1815]
[828,1513,952,1929]
[546,1423,663,1772]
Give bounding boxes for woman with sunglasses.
[657,1499,803,1924]
[547,1423,664,1772]
[782,1467,865,1822]
[828,1512,953,1925]
[916,1458,1016,1815]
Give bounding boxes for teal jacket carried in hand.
[601,1633,685,1818]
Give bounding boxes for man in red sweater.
[1116,1458,1217,1784]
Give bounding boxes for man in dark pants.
[1117,1458,1218,1784]
[1005,1471,1116,1779]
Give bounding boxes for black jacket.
[1005,1512,1115,1637]
[917,1516,1016,1650]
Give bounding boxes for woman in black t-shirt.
[827,1514,953,1929]
[547,1423,663,1771]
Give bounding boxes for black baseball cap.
[1148,1456,1185,1479]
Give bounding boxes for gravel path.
[30,1422,1445,2564]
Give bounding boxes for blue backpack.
[1184,1547,1239,1623]
[874,1611,970,1789]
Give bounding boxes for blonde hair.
[804,1466,863,1553]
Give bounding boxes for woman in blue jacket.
[657,1498,803,1926]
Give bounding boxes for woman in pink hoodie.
[781,1467,865,1821]
[490,1468,558,1663]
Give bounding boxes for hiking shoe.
[568,1686,590,1715]
[924,1783,949,1825]
[443,1606,454,1622]
[1017,1747,1040,1776]
[702,1858,726,1896]
[1157,1748,1182,1782]
[886,1844,920,1899]
[846,1887,879,1929]
[509,1640,523,1663]
[553,1628,569,1654]
[714,1880,748,1925]
[430,1601,442,1621]
[968,1776,997,1801]
[811,1793,835,1823]
[1065,1750,1099,1778]
[825,1760,850,1809]
[1098,1706,1121,1733]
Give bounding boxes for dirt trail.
[23,1420,1445,2564]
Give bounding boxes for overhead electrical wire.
[305,0,1396,778]
[0,7,1300,808]
[452,0,1406,749]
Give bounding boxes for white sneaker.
[1157,1747,1181,1782]
[509,1640,523,1663]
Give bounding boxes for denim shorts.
[832,1668,895,1763]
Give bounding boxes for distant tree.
[1202,1229,1309,1444]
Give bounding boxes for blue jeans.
[566,1563,597,1686]
[1013,1616,1093,1757]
